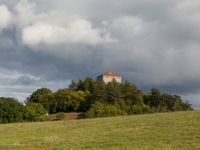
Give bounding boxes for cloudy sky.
[0,0,200,108]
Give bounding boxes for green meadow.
[0,110,200,150]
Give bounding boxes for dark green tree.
[25,88,52,104]
[69,80,77,91]
[92,79,107,103]
[122,80,144,106]
[76,79,84,91]
[150,88,162,108]
[106,79,123,105]
[0,97,24,123]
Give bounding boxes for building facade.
[97,71,121,84]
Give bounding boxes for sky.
[0,0,200,109]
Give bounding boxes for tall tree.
[150,88,162,108]
[76,79,84,91]
[26,88,52,104]
[122,80,144,106]
[83,77,95,93]
[69,80,77,91]
[92,79,107,103]
[106,79,123,105]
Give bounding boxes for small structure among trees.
[97,71,121,84]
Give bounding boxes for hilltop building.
[97,71,121,84]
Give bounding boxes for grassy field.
[0,110,200,150]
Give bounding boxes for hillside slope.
[0,110,199,150]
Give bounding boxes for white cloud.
[22,20,118,46]
[0,5,12,31]
[7,0,118,46]
[13,0,36,27]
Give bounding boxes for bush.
[104,105,121,117]
[56,113,66,120]
[85,102,104,118]
[131,105,142,114]
[86,102,122,118]
[40,116,51,122]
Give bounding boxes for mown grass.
[0,110,200,150]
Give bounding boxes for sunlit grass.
[0,110,200,149]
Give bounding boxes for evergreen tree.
[106,79,123,105]
[92,79,107,103]
[69,80,77,91]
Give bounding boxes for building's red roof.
[100,71,121,77]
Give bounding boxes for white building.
[97,71,121,84]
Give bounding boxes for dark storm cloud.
[13,75,37,85]
[0,0,200,109]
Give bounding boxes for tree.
[38,92,56,113]
[55,89,69,112]
[122,80,144,106]
[69,80,77,91]
[150,88,162,109]
[76,79,84,91]
[106,79,123,105]
[92,79,107,103]
[26,88,52,104]
[83,77,95,93]
[24,103,47,122]
[181,100,192,110]
[0,97,24,123]
[122,80,133,104]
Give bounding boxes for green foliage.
[104,105,121,117]
[37,89,91,113]
[92,79,107,103]
[56,113,66,120]
[25,88,52,104]
[38,92,56,113]
[24,103,47,122]
[1,76,193,124]
[86,102,105,118]
[122,80,144,106]
[106,79,123,104]
[68,80,77,91]
[86,102,122,118]
[0,97,24,123]
[131,105,142,114]
[40,115,51,122]
[143,88,192,113]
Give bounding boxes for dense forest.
[0,77,192,123]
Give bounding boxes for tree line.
[0,77,192,123]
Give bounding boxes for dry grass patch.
[44,136,59,142]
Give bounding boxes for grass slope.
[0,110,200,150]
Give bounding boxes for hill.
[0,110,199,149]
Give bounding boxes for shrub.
[131,105,142,114]
[40,116,51,122]
[85,102,104,118]
[86,102,122,118]
[56,113,66,120]
[104,105,121,117]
